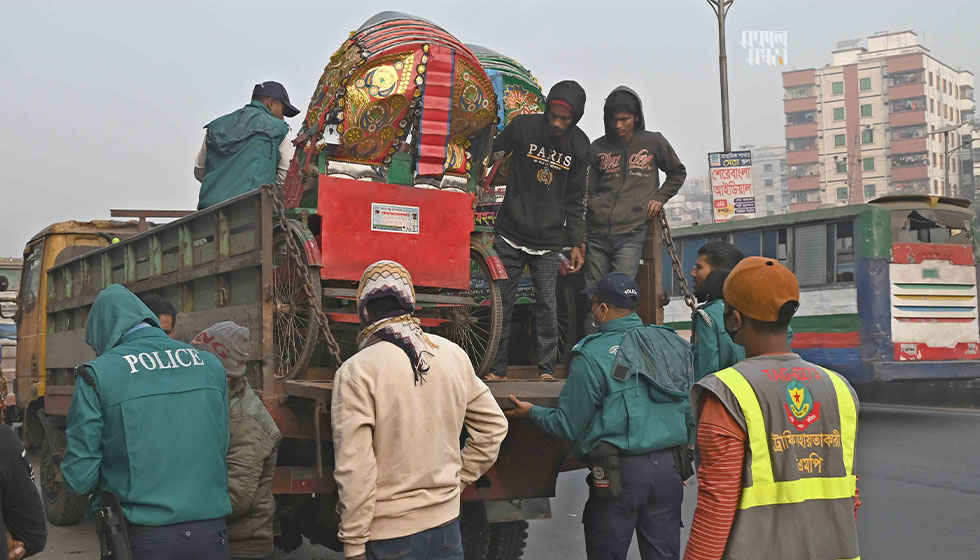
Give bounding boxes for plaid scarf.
[356,261,437,385]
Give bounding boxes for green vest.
[693,354,860,560]
[198,100,288,210]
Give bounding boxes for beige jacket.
[331,335,508,557]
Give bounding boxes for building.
[664,177,713,227]
[741,144,791,216]
[783,31,975,211]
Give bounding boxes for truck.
[9,186,668,559]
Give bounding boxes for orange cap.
[723,257,800,322]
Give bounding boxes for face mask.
[591,303,609,329]
[723,307,741,340]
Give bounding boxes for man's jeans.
[584,227,648,289]
[129,518,230,560]
[366,518,463,560]
[490,237,560,376]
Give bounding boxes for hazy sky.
[1,0,978,256]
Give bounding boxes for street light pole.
[707,0,734,152]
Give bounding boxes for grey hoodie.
[588,86,687,237]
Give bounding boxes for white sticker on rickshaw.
[371,203,420,234]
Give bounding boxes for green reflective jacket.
[529,314,691,459]
[198,100,288,210]
[691,299,794,381]
[62,285,231,526]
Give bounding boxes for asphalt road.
[35,404,980,559]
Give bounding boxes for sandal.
[483,373,507,381]
[538,373,556,382]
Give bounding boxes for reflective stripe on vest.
[714,366,858,510]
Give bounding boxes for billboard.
[708,150,756,223]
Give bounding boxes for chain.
[660,212,698,315]
[266,185,344,367]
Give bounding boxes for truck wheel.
[486,521,529,560]
[39,437,85,526]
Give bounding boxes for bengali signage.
[708,150,756,223]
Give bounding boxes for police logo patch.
[592,466,605,480]
[784,381,821,431]
[609,345,620,355]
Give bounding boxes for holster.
[673,445,696,481]
[586,442,622,500]
[95,491,133,560]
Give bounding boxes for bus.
[662,195,979,384]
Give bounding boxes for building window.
[835,134,846,147]
[832,81,844,95]
[765,179,773,187]
[764,163,773,172]
[862,129,874,144]
[930,98,935,112]
[836,160,847,173]
[934,179,939,191]
[929,72,934,86]
[863,157,875,171]
[933,153,937,166]
[787,110,816,125]
[861,104,872,117]
[837,187,848,200]
[833,107,845,120]
[860,77,871,91]
[892,97,926,112]
[766,194,775,202]
[864,184,876,198]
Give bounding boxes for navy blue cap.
[252,81,300,117]
[581,272,639,309]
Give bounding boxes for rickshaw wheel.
[272,219,321,380]
[440,249,503,376]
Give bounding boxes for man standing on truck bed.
[585,86,686,291]
[331,261,508,560]
[485,80,590,381]
[508,273,694,560]
[195,81,300,210]
[62,284,233,560]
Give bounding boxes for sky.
[1,0,978,256]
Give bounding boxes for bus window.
[831,221,855,283]
[734,232,761,257]
[0,268,20,293]
[891,209,974,245]
[794,224,827,287]
[762,229,789,265]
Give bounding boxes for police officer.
[685,258,860,560]
[508,273,693,560]
[62,285,232,560]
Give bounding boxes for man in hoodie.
[62,285,232,560]
[585,87,686,291]
[690,241,744,380]
[195,81,300,210]
[485,80,590,381]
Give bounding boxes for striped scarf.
[356,260,437,385]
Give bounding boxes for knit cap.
[191,321,250,377]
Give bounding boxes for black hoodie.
[588,86,687,237]
[492,80,589,251]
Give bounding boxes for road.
[35,405,980,559]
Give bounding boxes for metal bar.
[110,209,195,219]
[259,190,276,393]
[149,235,162,277]
[124,245,136,283]
[314,401,324,479]
[100,254,111,289]
[217,210,230,259]
[323,287,474,305]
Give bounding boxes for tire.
[440,250,503,376]
[486,521,529,560]
[39,436,85,526]
[272,219,321,380]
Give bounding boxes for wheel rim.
[272,223,319,380]
[440,251,500,374]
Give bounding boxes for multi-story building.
[783,31,975,211]
[741,144,791,216]
[665,177,713,227]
